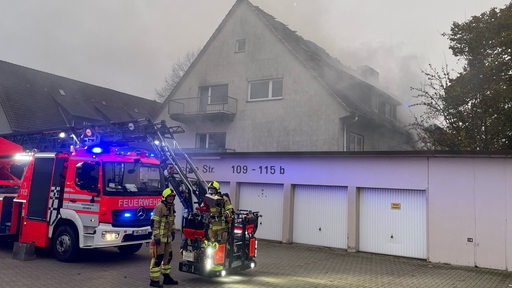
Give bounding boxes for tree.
[155,49,200,102]
[410,2,512,151]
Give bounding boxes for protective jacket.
[151,200,176,243]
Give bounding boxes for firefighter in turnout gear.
[149,188,179,287]
[197,181,234,244]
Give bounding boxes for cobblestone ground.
[1,239,512,288]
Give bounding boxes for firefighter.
[150,187,179,287]
[197,181,234,244]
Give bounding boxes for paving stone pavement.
[1,237,512,288]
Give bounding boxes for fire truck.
[1,119,260,274]
[0,122,167,261]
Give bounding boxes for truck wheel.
[117,243,143,255]
[52,225,79,262]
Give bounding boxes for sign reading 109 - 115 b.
[200,164,286,175]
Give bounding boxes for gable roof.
[0,60,160,134]
[248,1,401,124]
[160,0,404,128]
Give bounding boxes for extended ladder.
[144,120,209,214]
[105,118,209,214]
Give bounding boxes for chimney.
[357,65,379,85]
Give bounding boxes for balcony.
[168,96,237,123]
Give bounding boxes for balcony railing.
[168,96,237,123]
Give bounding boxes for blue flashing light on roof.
[91,147,103,154]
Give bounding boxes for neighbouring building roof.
[0,60,160,134]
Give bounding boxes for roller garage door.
[359,188,427,259]
[239,183,283,241]
[293,185,348,248]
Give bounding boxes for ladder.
[144,120,209,214]
[105,118,208,214]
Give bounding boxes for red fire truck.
[1,119,261,273]
[0,124,165,261]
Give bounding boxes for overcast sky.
[0,0,509,106]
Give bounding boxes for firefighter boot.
[149,280,163,288]
[162,274,178,285]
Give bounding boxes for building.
[157,0,414,152]
[0,60,160,150]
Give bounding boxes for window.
[75,161,100,192]
[248,78,283,101]
[196,132,226,150]
[348,133,364,151]
[379,101,396,120]
[199,84,228,105]
[384,102,395,119]
[235,38,246,53]
[103,162,164,196]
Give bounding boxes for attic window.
[59,89,66,96]
[102,101,107,105]
[134,108,139,113]
[235,38,246,53]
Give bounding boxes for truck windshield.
[103,162,164,196]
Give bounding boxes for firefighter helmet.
[208,181,220,194]
[162,188,176,200]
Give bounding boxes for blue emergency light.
[91,147,103,154]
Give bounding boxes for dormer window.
[235,38,246,53]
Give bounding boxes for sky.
[0,0,509,107]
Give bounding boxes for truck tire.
[117,243,143,255]
[52,225,79,262]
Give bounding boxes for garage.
[293,185,348,248]
[359,188,427,259]
[239,183,284,241]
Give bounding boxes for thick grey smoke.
[0,0,508,108]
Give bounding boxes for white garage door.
[293,185,347,248]
[359,188,427,259]
[239,183,283,241]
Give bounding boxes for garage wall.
[428,158,510,270]
[187,153,512,271]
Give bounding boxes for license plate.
[183,251,195,261]
[133,229,148,235]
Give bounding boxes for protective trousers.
[209,220,227,243]
[149,240,173,281]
